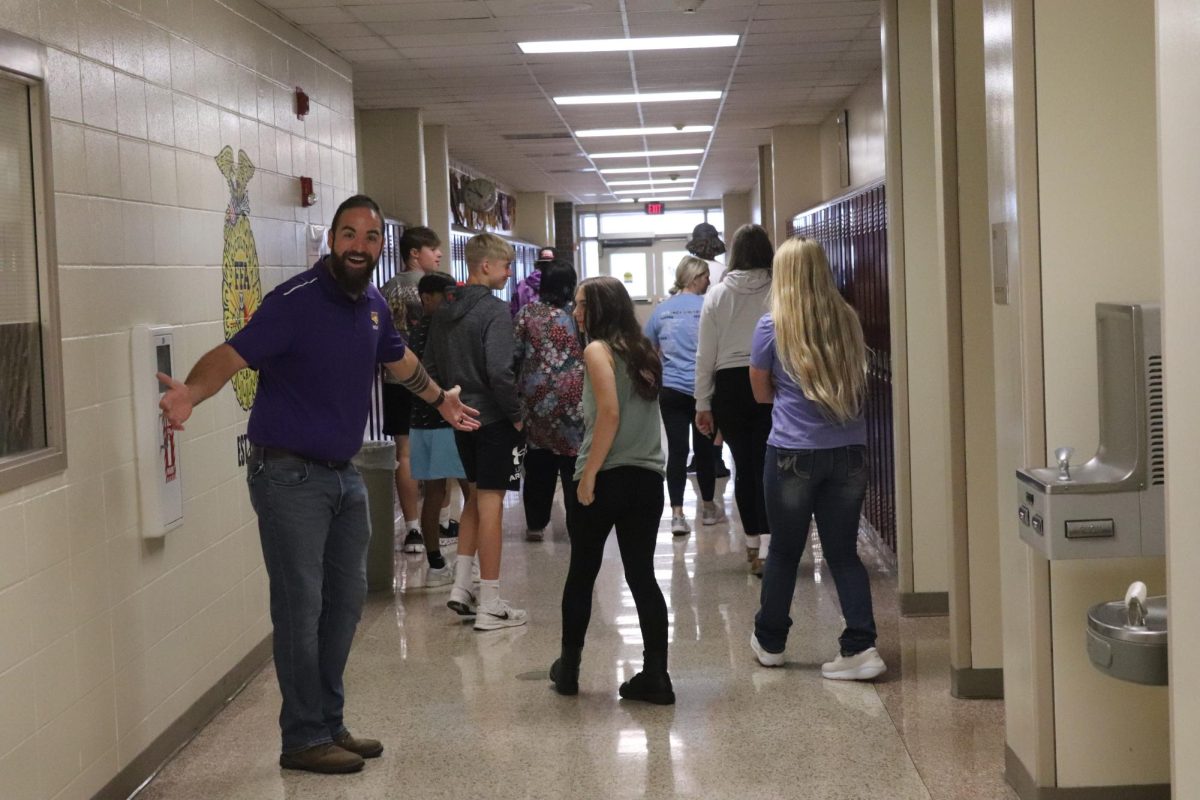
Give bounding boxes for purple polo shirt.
[750,314,866,450]
[228,256,407,462]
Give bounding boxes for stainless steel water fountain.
[1016,303,1165,559]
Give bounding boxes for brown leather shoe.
[334,731,384,759]
[279,743,364,774]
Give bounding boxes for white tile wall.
[0,0,357,794]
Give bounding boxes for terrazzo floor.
[134,473,1016,800]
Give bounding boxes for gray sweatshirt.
[424,284,522,426]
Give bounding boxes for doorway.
[598,238,693,325]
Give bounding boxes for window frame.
[0,29,66,492]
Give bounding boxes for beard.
[328,248,376,297]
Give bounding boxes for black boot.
[550,646,582,696]
[619,651,675,705]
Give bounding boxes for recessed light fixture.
[606,178,696,186]
[518,34,738,54]
[618,195,693,202]
[555,91,721,106]
[589,148,704,159]
[599,165,700,174]
[613,188,693,195]
[576,125,714,138]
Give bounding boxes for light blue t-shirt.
[750,314,867,450]
[644,292,704,395]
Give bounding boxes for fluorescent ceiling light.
[589,148,704,159]
[599,165,700,174]
[619,196,693,202]
[576,125,713,138]
[606,178,696,186]
[613,188,694,195]
[518,35,738,54]
[555,91,721,106]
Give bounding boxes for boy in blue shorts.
[425,233,528,631]
[408,272,472,588]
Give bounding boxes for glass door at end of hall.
[599,240,692,309]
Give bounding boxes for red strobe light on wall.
[295,87,310,119]
[300,176,317,207]
[644,201,665,215]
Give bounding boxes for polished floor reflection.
[136,476,1016,800]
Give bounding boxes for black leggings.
[560,467,668,652]
[712,367,772,536]
[659,387,716,507]
[522,448,578,532]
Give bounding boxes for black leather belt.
[254,445,350,471]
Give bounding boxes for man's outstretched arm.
[158,343,247,430]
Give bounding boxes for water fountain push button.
[1018,505,1031,526]
[1065,519,1115,539]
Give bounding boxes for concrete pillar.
[756,144,773,237]
[721,191,750,238]
[356,108,426,226]
[930,0,1004,698]
[423,124,452,247]
[768,125,822,246]
[514,192,553,247]
[886,0,950,615]
[1158,1,1200,791]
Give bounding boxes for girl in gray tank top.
[549,276,675,705]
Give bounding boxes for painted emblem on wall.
[216,145,262,411]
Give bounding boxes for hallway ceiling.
[257,0,881,203]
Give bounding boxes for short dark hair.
[537,246,557,261]
[727,223,774,272]
[400,226,441,262]
[537,259,577,308]
[332,194,383,235]
[417,272,456,295]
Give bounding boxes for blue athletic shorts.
[410,427,466,480]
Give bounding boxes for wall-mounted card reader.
[132,324,183,538]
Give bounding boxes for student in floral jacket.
[513,259,584,541]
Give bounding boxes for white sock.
[403,518,417,533]
[479,579,500,607]
[745,534,761,549]
[439,506,451,526]
[454,555,475,592]
[758,533,771,559]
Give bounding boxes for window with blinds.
[0,30,66,492]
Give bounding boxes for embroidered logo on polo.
[217,146,262,411]
[370,311,380,329]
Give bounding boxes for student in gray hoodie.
[425,233,529,631]
[694,224,775,576]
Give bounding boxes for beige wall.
[984,0,1169,789]
[514,191,553,247]
[424,124,451,247]
[819,72,885,200]
[358,108,425,226]
[768,125,822,246]
[721,191,750,239]
[1034,0,1167,787]
[0,1,357,797]
[1157,0,1200,791]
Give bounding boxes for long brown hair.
[577,276,661,401]
[769,238,867,422]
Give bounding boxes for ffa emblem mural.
[216,146,262,411]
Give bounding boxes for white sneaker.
[473,598,528,631]
[671,513,690,535]
[701,501,727,525]
[447,586,477,617]
[750,631,784,667]
[424,563,454,589]
[821,647,886,681]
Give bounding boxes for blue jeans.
[247,448,370,753]
[754,444,876,656]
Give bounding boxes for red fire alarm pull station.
[295,87,310,119]
[644,201,665,215]
[300,176,317,207]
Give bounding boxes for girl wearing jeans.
[748,238,886,681]
[550,276,674,704]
